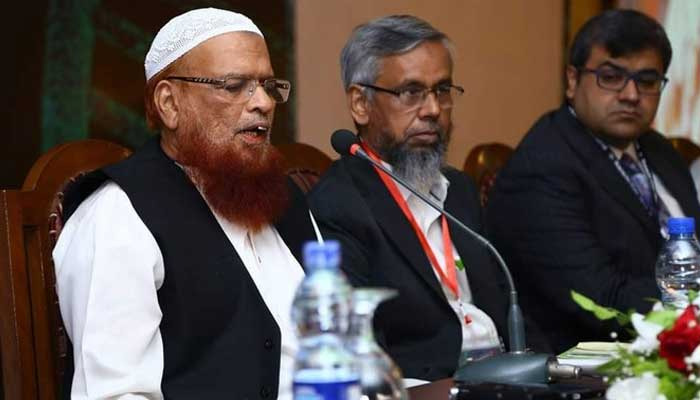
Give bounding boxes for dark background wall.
[2,0,49,189]
[1,0,294,189]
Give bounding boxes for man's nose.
[418,90,441,118]
[618,78,640,103]
[247,83,275,114]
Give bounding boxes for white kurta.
[53,181,304,400]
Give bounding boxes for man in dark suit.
[53,8,315,400]
[308,15,510,382]
[486,9,700,353]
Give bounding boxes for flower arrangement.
[572,291,700,400]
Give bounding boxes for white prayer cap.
[144,8,263,81]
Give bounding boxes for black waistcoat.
[62,137,315,399]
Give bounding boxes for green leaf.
[455,259,464,271]
[630,358,674,376]
[616,312,631,327]
[645,310,678,329]
[657,374,700,400]
[688,289,698,304]
[571,290,626,322]
[597,358,625,376]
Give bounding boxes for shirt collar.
[610,142,638,161]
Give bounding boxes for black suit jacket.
[486,104,700,353]
[308,155,509,381]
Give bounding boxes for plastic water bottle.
[656,217,700,309]
[291,241,361,400]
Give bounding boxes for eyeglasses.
[578,66,668,95]
[357,82,464,110]
[165,76,291,103]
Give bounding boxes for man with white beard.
[308,15,510,383]
[53,8,316,400]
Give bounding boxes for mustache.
[236,119,272,133]
[405,122,445,137]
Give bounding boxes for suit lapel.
[640,134,700,219]
[589,157,659,238]
[555,106,659,240]
[345,156,447,301]
[274,178,316,267]
[442,172,501,311]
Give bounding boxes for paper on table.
[557,341,628,372]
[403,378,430,388]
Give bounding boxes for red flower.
[658,305,700,372]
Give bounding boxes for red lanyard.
[360,142,459,298]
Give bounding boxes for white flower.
[686,344,700,366]
[628,313,664,353]
[606,374,666,400]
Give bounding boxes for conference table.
[407,377,607,399]
[407,378,453,399]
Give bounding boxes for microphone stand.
[349,146,577,385]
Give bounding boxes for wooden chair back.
[277,142,333,193]
[0,139,131,400]
[668,137,700,166]
[463,142,514,206]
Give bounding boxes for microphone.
[330,129,578,384]
[331,130,527,350]
[330,128,362,158]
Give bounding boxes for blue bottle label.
[293,379,361,400]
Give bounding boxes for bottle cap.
[667,217,695,235]
[302,240,341,269]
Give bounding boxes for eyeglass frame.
[164,75,292,103]
[356,82,465,110]
[577,65,668,95]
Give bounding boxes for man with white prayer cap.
[53,8,317,399]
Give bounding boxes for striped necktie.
[618,153,658,218]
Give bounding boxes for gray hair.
[340,15,452,91]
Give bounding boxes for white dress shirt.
[386,169,501,352]
[53,181,304,400]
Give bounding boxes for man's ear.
[565,65,579,101]
[154,80,180,130]
[347,84,370,126]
